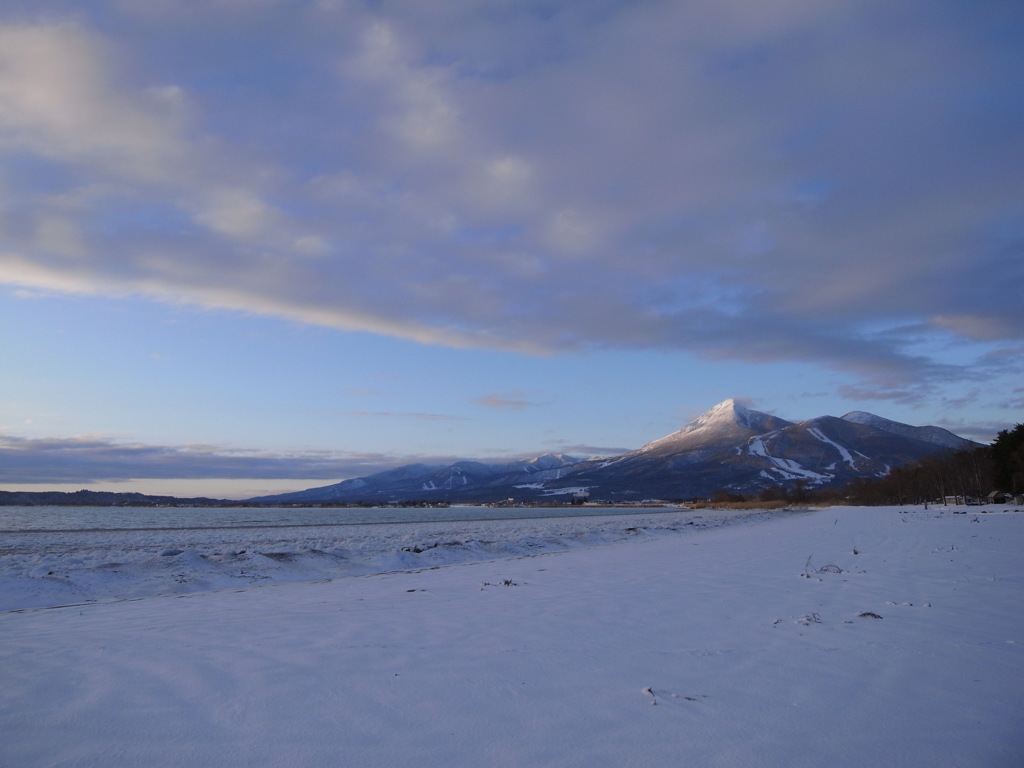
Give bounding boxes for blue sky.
[1,0,1022,498]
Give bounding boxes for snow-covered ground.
[2,505,1021,767]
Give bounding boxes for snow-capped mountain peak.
[695,398,754,429]
[635,399,791,456]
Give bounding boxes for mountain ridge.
[251,400,978,504]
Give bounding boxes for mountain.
[252,453,583,505]
[840,411,972,450]
[0,489,231,507]
[249,400,979,505]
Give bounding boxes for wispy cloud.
[1,1,1021,400]
[836,384,934,407]
[343,411,469,422]
[474,392,534,411]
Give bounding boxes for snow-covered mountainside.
[252,453,584,504]
[250,400,979,504]
[739,416,909,487]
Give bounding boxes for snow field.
[1,506,1021,767]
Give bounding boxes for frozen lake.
[0,503,687,533]
[0,505,779,611]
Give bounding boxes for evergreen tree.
[991,424,1024,494]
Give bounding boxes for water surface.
[0,504,681,533]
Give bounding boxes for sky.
[1,0,1022,499]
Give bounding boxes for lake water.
[0,504,680,533]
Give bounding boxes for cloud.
[0,21,186,180]
[474,392,535,411]
[1,2,1021,395]
[194,187,281,240]
[343,411,468,422]
[932,315,1022,343]
[999,389,1024,413]
[346,20,463,155]
[837,384,934,407]
[0,433,429,484]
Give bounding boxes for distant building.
[986,490,1022,504]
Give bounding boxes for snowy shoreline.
[0,507,783,612]
[2,505,1022,768]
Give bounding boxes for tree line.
[835,423,1022,506]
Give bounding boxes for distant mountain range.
[0,489,231,507]
[251,399,979,505]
